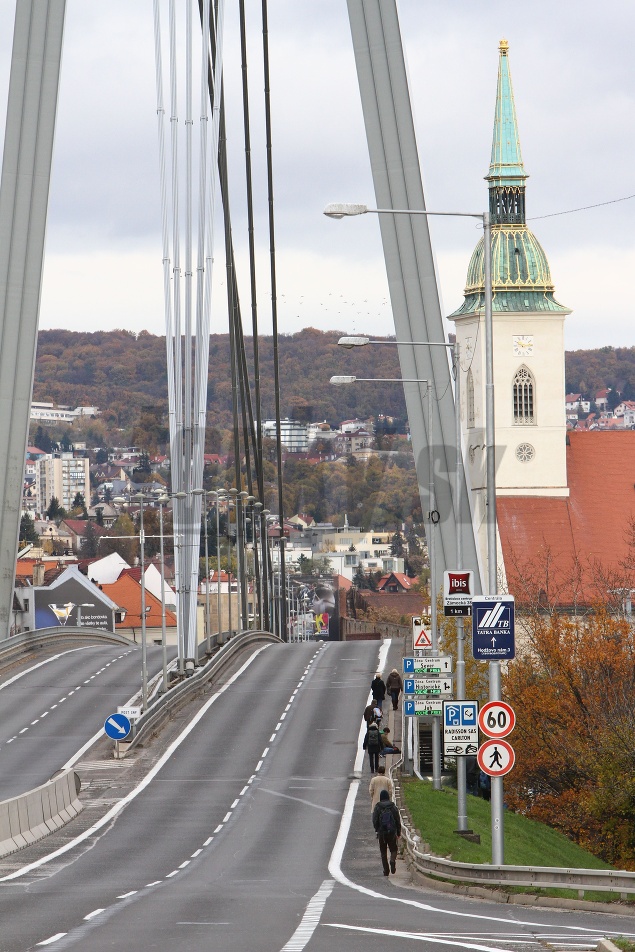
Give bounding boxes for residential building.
[30,401,99,424]
[36,454,90,514]
[262,418,308,453]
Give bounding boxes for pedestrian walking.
[363,719,382,773]
[369,765,393,812]
[372,789,401,876]
[370,672,386,711]
[385,668,403,711]
[363,700,382,726]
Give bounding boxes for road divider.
[0,769,81,859]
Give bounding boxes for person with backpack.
[385,668,403,711]
[372,788,401,876]
[363,718,382,773]
[370,672,386,711]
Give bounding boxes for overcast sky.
[0,0,633,351]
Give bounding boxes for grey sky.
[0,1,633,350]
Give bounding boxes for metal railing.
[0,626,132,669]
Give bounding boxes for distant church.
[449,40,635,608]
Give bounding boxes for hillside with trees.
[566,345,635,400]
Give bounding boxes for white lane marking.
[58,698,66,703]
[37,935,67,946]
[145,881,162,888]
[19,727,28,734]
[203,837,213,846]
[0,645,99,693]
[0,646,271,881]
[213,824,223,833]
[328,780,610,936]
[191,849,202,858]
[117,891,137,898]
[178,861,190,868]
[240,785,249,796]
[269,733,277,742]
[324,923,517,951]
[275,722,282,730]
[31,719,40,725]
[231,798,240,808]
[284,704,291,713]
[280,712,286,720]
[223,812,232,823]
[7,738,14,743]
[40,711,48,717]
[50,704,57,709]
[279,879,334,952]
[255,760,263,772]
[257,787,339,815]
[261,746,270,757]
[354,639,392,776]
[166,870,179,878]
[83,908,104,921]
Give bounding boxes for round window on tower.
[515,442,535,463]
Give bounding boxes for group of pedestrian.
[363,668,403,877]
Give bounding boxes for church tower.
[450,40,570,523]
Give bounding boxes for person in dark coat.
[363,719,382,773]
[370,672,386,710]
[385,668,403,711]
[372,789,401,875]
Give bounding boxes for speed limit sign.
[478,701,515,739]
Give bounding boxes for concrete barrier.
[0,769,82,858]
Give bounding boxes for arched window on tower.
[513,366,535,425]
[467,369,475,428]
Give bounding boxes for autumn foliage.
[503,607,635,869]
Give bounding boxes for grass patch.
[613,941,635,952]
[401,778,624,901]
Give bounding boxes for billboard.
[34,572,116,631]
[287,576,340,640]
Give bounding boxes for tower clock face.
[513,335,534,356]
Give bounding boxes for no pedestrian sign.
[477,738,515,777]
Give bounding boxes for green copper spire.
[487,39,527,187]
[448,39,570,319]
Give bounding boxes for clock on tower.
[513,335,534,357]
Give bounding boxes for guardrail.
[391,769,635,899]
[0,627,132,670]
[0,768,82,859]
[116,629,282,756]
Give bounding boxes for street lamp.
[114,493,149,709]
[76,603,95,627]
[326,201,503,862]
[156,493,169,692]
[192,488,212,655]
[210,490,224,643]
[227,489,237,637]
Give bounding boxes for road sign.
[443,700,479,755]
[404,698,443,717]
[117,705,141,720]
[472,595,515,660]
[412,616,432,648]
[478,701,516,739]
[402,655,452,675]
[477,738,515,777]
[443,570,474,616]
[403,675,453,696]
[104,713,131,740]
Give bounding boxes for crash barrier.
[0,626,132,670]
[0,768,81,859]
[114,629,282,756]
[390,768,635,899]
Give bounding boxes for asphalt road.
[1,638,635,952]
[0,641,176,799]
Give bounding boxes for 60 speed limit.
[478,701,515,739]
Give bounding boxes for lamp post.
[192,488,212,655]
[157,493,169,692]
[76,603,95,627]
[331,373,443,787]
[238,490,249,629]
[336,334,470,829]
[253,501,263,629]
[211,490,224,643]
[227,489,237,637]
[326,201,502,861]
[132,492,149,710]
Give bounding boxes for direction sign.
[477,738,515,777]
[472,595,515,660]
[404,698,443,717]
[403,656,452,675]
[104,712,131,740]
[443,700,479,755]
[478,701,516,739]
[403,676,453,696]
[443,570,474,617]
[412,616,432,648]
[117,705,141,720]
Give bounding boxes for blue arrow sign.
[104,712,131,740]
[472,596,515,660]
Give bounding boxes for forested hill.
[566,346,635,400]
[33,328,635,429]
[33,328,407,430]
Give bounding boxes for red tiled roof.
[101,575,177,629]
[498,431,635,605]
[377,572,413,591]
[61,519,111,537]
